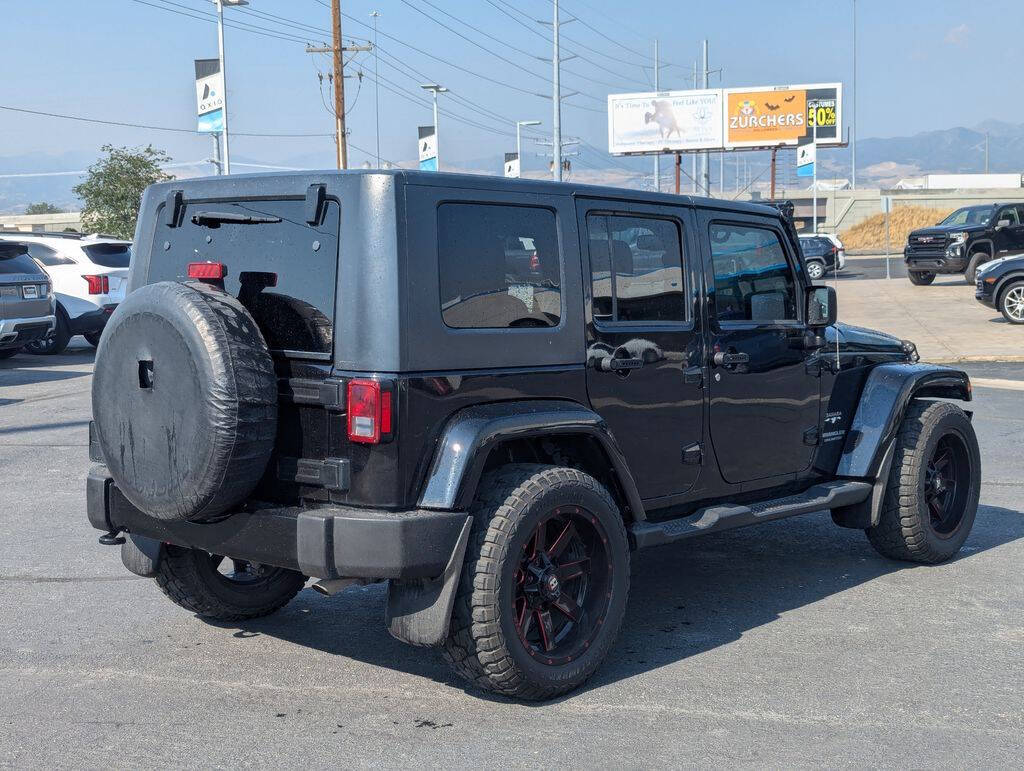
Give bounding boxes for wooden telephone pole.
[306,0,371,169]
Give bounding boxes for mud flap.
[385,516,472,647]
[120,533,165,577]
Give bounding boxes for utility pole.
[306,2,371,170]
[210,134,223,175]
[692,61,698,194]
[653,39,660,192]
[552,0,563,181]
[700,39,708,196]
[370,10,381,168]
[852,0,857,189]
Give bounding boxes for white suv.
[0,232,131,354]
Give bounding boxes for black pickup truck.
[905,202,1024,285]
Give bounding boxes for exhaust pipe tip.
[311,577,372,596]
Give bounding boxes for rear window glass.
[438,203,561,329]
[84,242,132,268]
[149,199,339,356]
[0,250,44,275]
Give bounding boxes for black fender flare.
[416,399,646,521]
[968,238,994,259]
[832,363,971,529]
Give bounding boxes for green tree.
[73,144,172,239]
[24,201,64,215]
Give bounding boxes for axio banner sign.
[194,58,224,134]
[796,141,816,177]
[504,152,520,178]
[418,125,437,171]
[723,83,842,149]
[607,89,723,155]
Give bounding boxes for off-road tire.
[83,330,103,348]
[443,464,630,701]
[154,545,306,621]
[965,252,988,284]
[25,305,70,355]
[908,271,936,286]
[0,348,19,359]
[866,401,980,564]
[998,280,1024,324]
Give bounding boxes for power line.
[130,0,315,45]
[0,104,333,138]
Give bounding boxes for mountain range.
[5,120,1024,212]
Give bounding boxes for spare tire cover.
[92,281,277,522]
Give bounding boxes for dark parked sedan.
[975,253,1024,324]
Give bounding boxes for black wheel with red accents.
[443,464,629,700]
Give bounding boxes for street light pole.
[516,120,541,178]
[852,0,857,190]
[420,84,447,170]
[214,0,248,175]
[370,10,381,168]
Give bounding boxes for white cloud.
[944,24,969,45]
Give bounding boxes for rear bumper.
[0,314,55,348]
[69,305,117,335]
[86,469,470,580]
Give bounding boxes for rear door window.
[83,243,132,268]
[710,223,798,323]
[149,198,339,356]
[438,203,561,329]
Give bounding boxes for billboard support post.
[769,146,778,200]
[812,109,818,233]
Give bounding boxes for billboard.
[723,83,842,149]
[194,58,224,134]
[608,89,723,155]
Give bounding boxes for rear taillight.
[346,379,393,444]
[83,275,109,294]
[188,262,227,280]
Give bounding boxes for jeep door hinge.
[681,442,703,465]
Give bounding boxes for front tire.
[965,252,987,284]
[154,545,306,621]
[866,401,980,564]
[998,280,1024,324]
[443,464,630,700]
[908,271,936,286]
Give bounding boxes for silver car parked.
[0,242,55,359]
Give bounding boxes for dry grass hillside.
[840,206,953,252]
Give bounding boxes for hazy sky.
[3,0,1020,174]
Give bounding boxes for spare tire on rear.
[92,281,277,522]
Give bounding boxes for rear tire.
[865,401,980,564]
[83,330,103,348]
[25,305,70,355]
[805,260,825,280]
[443,464,630,700]
[0,348,19,360]
[908,271,935,286]
[154,545,306,621]
[998,280,1024,324]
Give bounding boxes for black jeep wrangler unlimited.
[905,202,1024,285]
[87,171,981,700]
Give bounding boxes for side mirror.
[997,219,1012,229]
[806,285,837,328]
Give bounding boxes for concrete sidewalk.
[835,273,1023,363]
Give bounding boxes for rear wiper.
[190,211,282,227]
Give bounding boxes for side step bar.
[630,480,872,550]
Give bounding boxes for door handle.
[712,351,749,366]
[596,355,644,372]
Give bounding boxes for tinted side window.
[438,203,561,329]
[710,224,797,323]
[26,243,73,266]
[586,214,685,323]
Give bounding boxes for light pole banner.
[418,125,437,171]
[608,89,723,155]
[194,58,225,134]
[504,152,520,178]
[796,141,815,177]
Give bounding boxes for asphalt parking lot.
[2,342,1022,768]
